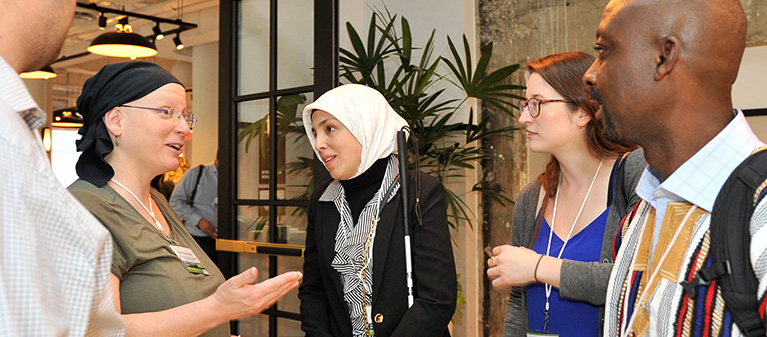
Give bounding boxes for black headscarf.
[75,61,183,187]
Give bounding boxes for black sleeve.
[391,174,457,337]
[299,186,335,337]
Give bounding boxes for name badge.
[170,245,210,275]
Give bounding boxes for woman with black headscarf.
[298,84,457,337]
[68,61,302,336]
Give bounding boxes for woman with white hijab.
[298,84,457,337]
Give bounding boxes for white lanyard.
[111,179,171,240]
[618,204,698,337]
[542,157,603,331]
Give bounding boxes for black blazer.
[299,169,457,337]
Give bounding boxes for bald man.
[583,0,766,336]
[0,0,124,335]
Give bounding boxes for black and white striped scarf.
[320,155,400,337]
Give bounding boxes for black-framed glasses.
[120,104,197,128]
[519,98,574,118]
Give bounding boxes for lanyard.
[542,157,603,332]
[111,179,176,244]
[618,204,698,337]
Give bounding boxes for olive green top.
[69,179,229,337]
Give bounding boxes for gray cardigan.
[502,149,646,337]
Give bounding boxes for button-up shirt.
[0,56,125,336]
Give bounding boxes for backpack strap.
[680,148,767,337]
[188,165,204,206]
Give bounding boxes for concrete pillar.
[190,42,219,166]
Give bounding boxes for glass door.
[218,0,336,336]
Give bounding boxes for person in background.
[487,52,644,336]
[170,152,219,264]
[298,84,457,337]
[0,0,125,335]
[152,155,189,200]
[69,61,301,337]
[583,0,767,335]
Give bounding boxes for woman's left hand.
[487,245,542,289]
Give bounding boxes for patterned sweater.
[604,110,767,337]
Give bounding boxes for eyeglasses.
[120,104,197,128]
[519,98,574,118]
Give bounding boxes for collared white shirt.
[0,56,125,336]
[635,109,763,252]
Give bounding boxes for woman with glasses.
[68,61,302,336]
[486,52,645,336]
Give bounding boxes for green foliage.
[340,9,523,229]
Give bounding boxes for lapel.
[371,191,402,307]
[318,201,346,305]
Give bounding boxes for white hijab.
[302,84,409,180]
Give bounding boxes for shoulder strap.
[608,152,630,210]
[188,165,204,206]
[681,148,767,337]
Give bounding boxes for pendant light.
[87,16,157,58]
[19,66,57,79]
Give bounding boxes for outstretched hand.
[213,267,302,320]
[486,245,541,289]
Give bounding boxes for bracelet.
[534,254,545,283]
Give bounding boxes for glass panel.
[237,205,269,242]
[237,99,270,200]
[238,0,270,95]
[237,206,307,244]
[278,206,307,245]
[277,317,303,336]
[276,255,303,313]
[277,92,314,200]
[276,0,314,90]
[238,314,269,337]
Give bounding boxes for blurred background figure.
[171,151,219,265]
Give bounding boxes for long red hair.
[527,52,637,247]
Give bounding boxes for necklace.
[542,156,604,332]
[110,178,175,243]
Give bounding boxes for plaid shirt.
[0,56,125,336]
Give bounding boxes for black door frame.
[218,0,336,335]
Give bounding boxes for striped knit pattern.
[320,156,400,337]
[604,198,767,337]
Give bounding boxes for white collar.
[636,109,762,212]
[0,56,40,114]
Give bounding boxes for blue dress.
[525,207,609,336]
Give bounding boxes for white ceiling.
[51,0,219,108]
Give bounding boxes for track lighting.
[173,33,184,50]
[98,12,107,30]
[152,23,164,40]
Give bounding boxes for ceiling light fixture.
[173,33,184,50]
[87,16,158,58]
[152,23,164,40]
[19,66,57,80]
[98,12,107,30]
[54,3,198,64]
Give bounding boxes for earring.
[114,136,120,146]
